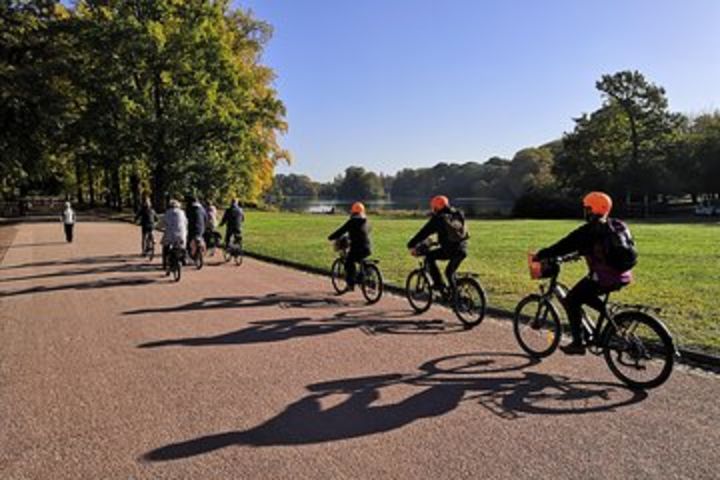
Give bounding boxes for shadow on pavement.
[0,276,157,297]
[0,253,135,271]
[136,310,460,349]
[142,352,647,461]
[125,292,360,316]
[6,241,67,249]
[0,262,160,283]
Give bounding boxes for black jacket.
[220,205,244,233]
[328,215,371,255]
[134,206,157,230]
[186,203,207,235]
[536,219,634,286]
[407,207,468,251]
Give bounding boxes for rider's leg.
[344,250,364,289]
[562,277,601,354]
[444,249,467,291]
[426,249,451,290]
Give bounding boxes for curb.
[243,249,720,372]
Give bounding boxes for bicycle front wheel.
[452,277,487,328]
[513,294,562,357]
[331,258,348,294]
[361,264,383,304]
[603,311,675,390]
[405,269,433,313]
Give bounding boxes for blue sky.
[238,0,720,181]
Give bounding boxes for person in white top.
[161,199,188,268]
[61,202,76,243]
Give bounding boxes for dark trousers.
[141,227,153,251]
[224,229,241,248]
[63,224,74,243]
[563,277,616,344]
[426,248,467,290]
[345,249,370,287]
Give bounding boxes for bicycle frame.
[536,257,621,350]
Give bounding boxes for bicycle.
[142,230,155,261]
[188,235,205,270]
[330,237,384,304]
[223,232,244,266]
[514,253,677,390]
[204,230,222,257]
[164,242,183,282]
[405,241,487,328]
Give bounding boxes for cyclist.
[328,202,371,291]
[534,192,634,355]
[161,199,188,270]
[219,199,245,249]
[204,201,220,256]
[407,195,468,298]
[134,198,158,255]
[185,196,207,260]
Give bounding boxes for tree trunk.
[75,160,84,205]
[130,172,140,212]
[112,165,122,211]
[86,156,96,207]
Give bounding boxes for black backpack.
[441,208,469,244]
[603,219,637,272]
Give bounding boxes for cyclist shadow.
[125,292,361,316]
[137,310,462,348]
[142,352,647,462]
[331,309,466,335]
[137,316,357,348]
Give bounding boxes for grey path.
[0,222,718,479]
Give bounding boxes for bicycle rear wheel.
[513,294,562,357]
[361,263,383,304]
[603,311,675,390]
[331,258,348,294]
[452,277,487,328]
[405,269,433,313]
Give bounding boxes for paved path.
[0,222,718,479]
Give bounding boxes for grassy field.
[239,211,720,354]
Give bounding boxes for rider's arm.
[536,224,592,260]
[406,216,438,249]
[328,220,351,241]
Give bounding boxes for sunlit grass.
[237,211,720,353]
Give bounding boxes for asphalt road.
[0,222,718,479]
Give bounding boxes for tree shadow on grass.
[142,352,646,462]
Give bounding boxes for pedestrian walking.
[61,202,76,243]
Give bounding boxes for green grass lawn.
[238,211,720,354]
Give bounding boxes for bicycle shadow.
[142,352,647,462]
[136,309,459,349]
[125,292,362,316]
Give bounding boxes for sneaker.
[560,343,587,356]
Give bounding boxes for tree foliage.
[1,0,288,208]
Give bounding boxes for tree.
[336,166,384,200]
[556,70,682,205]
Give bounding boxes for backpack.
[441,208,469,244]
[603,219,637,272]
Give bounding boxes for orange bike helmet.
[583,192,612,216]
[351,202,365,215]
[430,195,449,212]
